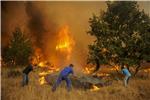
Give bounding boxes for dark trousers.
[22,73,29,86]
[52,75,71,92]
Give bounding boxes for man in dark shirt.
[22,64,35,86]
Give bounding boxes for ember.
[90,85,100,91]
[38,66,60,85]
[83,65,95,74]
[39,76,47,85]
[96,73,110,77]
[39,68,60,85]
[143,68,150,72]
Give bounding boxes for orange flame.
[56,25,75,60]
[38,62,45,67]
[90,85,100,91]
[31,48,44,65]
[31,25,75,85]
[83,65,96,74]
[31,49,60,85]
[38,68,60,85]
[143,68,150,72]
[39,76,46,85]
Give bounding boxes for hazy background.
[1,1,150,70]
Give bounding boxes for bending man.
[121,65,131,87]
[52,64,74,92]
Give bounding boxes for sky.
[1,1,150,69]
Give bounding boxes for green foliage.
[87,1,150,70]
[3,27,33,66]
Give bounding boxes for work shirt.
[122,68,131,76]
[23,64,33,75]
[60,66,74,77]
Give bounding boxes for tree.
[3,27,33,66]
[87,1,150,74]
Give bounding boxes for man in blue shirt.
[121,66,131,87]
[52,64,74,92]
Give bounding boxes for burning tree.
[87,1,150,75]
[2,27,33,66]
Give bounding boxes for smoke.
[25,2,78,67]
[1,2,28,48]
[0,1,106,70]
[26,2,46,47]
[2,1,150,72]
[25,2,59,64]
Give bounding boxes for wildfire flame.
[55,25,75,60]
[30,25,75,85]
[110,65,119,71]
[83,65,96,74]
[38,67,60,85]
[38,66,60,85]
[90,85,100,91]
[31,53,60,85]
[143,68,150,72]
[84,67,91,74]
[38,62,46,67]
[56,42,69,50]
[96,73,110,77]
[39,76,46,85]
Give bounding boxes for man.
[22,63,36,86]
[121,65,131,87]
[52,64,74,92]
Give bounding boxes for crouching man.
[52,64,74,92]
[121,65,131,87]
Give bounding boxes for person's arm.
[71,69,74,75]
[121,69,125,75]
[121,70,123,74]
[71,69,78,78]
[32,65,39,72]
[69,68,75,77]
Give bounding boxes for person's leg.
[52,76,62,92]
[65,77,71,92]
[22,74,25,86]
[26,75,29,85]
[127,76,131,84]
[22,73,27,87]
[124,76,128,87]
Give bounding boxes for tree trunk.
[134,56,142,76]
[134,64,141,76]
[93,59,100,72]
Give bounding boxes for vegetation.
[87,1,150,74]
[2,27,33,66]
[2,67,150,100]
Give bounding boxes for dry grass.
[2,67,150,100]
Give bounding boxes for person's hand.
[72,75,78,79]
[33,64,39,70]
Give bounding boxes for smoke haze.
[1,1,150,71]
